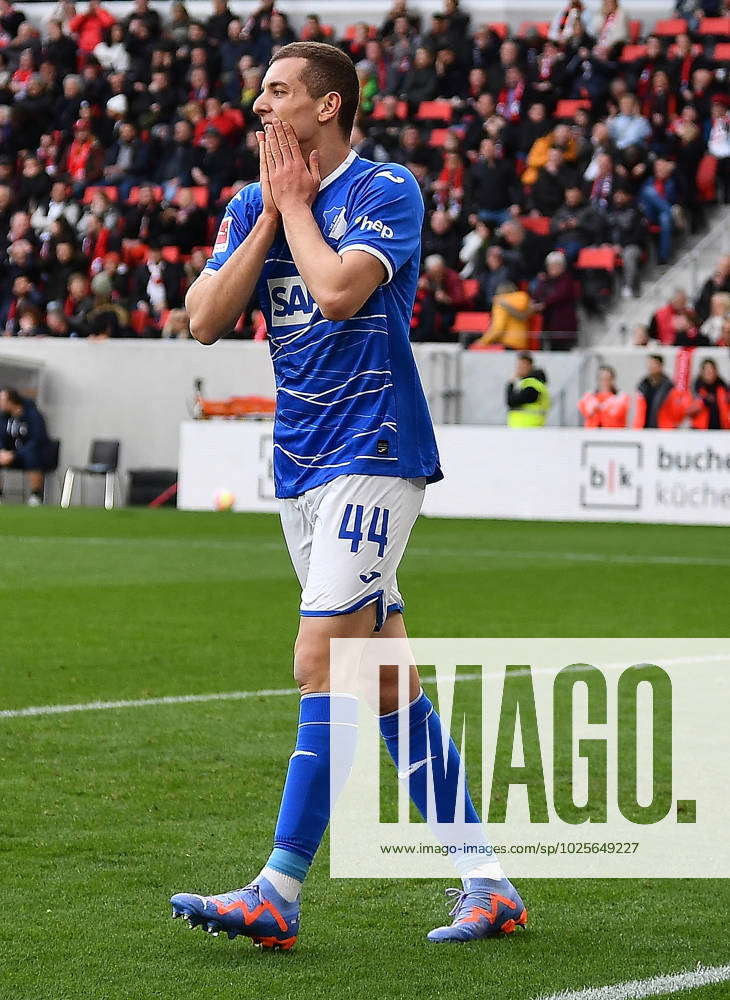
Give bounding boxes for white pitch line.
[533,963,730,1000]
[2,655,728,721]
[5,536,730,568]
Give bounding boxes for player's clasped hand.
[260,118,321,214]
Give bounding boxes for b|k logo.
[580,441,642,510]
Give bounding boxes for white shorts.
[279,474,425,630]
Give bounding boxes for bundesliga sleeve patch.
[214,217,231,253]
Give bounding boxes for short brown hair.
[270,42,359,137]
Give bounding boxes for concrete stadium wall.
[17,0,671,38]
[3,340,728,501]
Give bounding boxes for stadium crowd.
[2,0,730,346]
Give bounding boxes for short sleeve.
[203,184,262,275]
[338,165,424,284]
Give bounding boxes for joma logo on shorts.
[268,275,317,327]
[355,215,394,239]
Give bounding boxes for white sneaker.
[27,494,42,507]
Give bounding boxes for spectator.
[64,271,94,335]
[699,292,730,344]
[103,120,150,199]
[640,158,682,265]
[402,47,438,110]
[162,307,192,339]
[522,122,579,187]
[593,0,628,55]
[479,282,534,350]
[506,351,551,426]
[499,219,551,283]
[65,119,104,195]
[608,94,651,151]
[532,251,579,350]
[579,365,630,427]
[549,0,589,45]
[692,358,730,429]
[422,210,461,270]
[605,184,647,297]
[68,0,115,55]
[0,386,51,504]
[132,239,184,320]
[478,243,510,308]
[551,185,605,264]
[156,118,202,198]
[695,256,730,322]
[411,254,466,341]
[94,23,130,73]
[707,99,730,204]
[634,354,697,428]
[649,288,697,345]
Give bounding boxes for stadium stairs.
[582,205,730,347]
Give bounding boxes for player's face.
[253,58,324,147]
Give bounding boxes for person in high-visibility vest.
[578,365,631,428]
[506,351,551,426]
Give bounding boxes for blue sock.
[265,693,357,886]
[380,690,504,881]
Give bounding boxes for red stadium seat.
[620,44,648,62]
[416,100,453,122]
[521,215,551,236]
[218,185,241,204]
[127,185,163,204]
[82,185,119,204]
[555,99,591,118]
[191,245,213,258]
[629,19,642,42]
[528,313,543,352]
[161,246,181,263]
[371,99,408,120]
[714,42,730,59]
[174,186,209,209]
[653,18,687,36]
[462,278,480,304]
[518,21,550,37]
[487,22,508,38]
[428,127,451,147]
[698,17,730,35]
[697,154,718,201]
[452,311,491,333]
[577,247,617,270]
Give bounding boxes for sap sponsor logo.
[580,441,642,510]
[375,170,405,184]
[267,275,316,327]
[214,216,231,253]
[355,215,394,239]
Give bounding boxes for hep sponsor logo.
[267,275,316,327]
[355,215,394,239]
[580,442,642,510]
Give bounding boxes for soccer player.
[170,42,526,948]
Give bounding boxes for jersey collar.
[318,149,358,192]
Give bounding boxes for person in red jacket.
[578,365,630,427]
[633,354,698,429]
[68,0,116,54]
[65,119,104,193]
[648,289,698,346]
[692,358,730,429]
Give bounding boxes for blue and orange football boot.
[427,878,527,943]
[170,876,300,950]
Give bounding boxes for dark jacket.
[604,201,647,247]
[1,397,50,461]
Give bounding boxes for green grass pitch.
[2,507,728,1000]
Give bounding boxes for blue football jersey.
[204,150,443,499]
